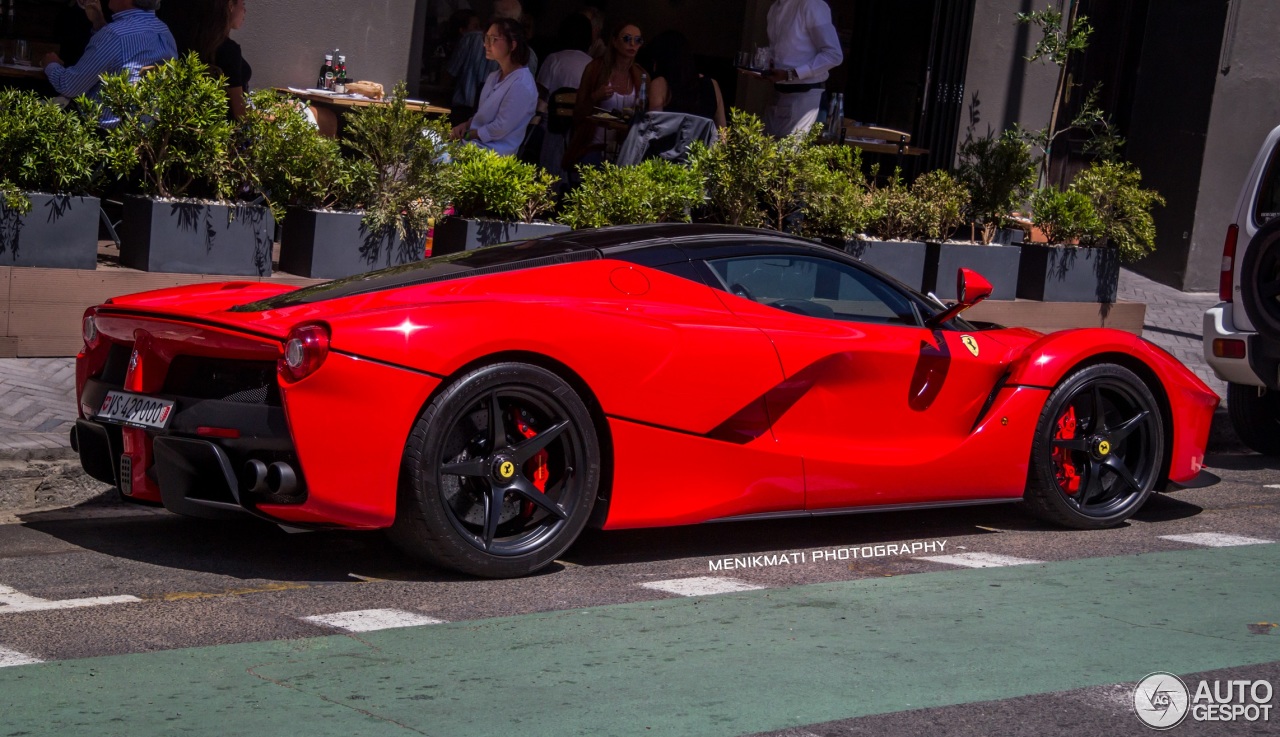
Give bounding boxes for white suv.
[1204,124,1280,455]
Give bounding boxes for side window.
[706,255,919,326]
[1255,144,1280,227]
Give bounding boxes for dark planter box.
[0,194,100,269]
[839,238,928,290]
[119,196,274,276]
[1017,243,1120,303]
[279,208,426,279]
[433,218,571,256]
[923,241,1021,300]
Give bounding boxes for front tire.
[389,362,600,578]
[1024,363,1164,528]
[1227,382,1280,456]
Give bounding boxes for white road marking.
[302,609,446,633]
[916,552,1044,568]
[1264,484,1280,489]
[0,647,42,667]
[640,577,766,597]
[1158,532,1274,547]
[0,584,140,614]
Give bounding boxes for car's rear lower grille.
[163,357,281,406]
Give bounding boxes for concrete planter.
[0,193,100,269]
[279,208,425,279]
[838,238,928,291]
[119,196,274,276]
[433,218,571,256]
[923,241,1021,300]
[1017,243,1120,303]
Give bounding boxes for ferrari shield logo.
[499,461,515,479]
[1098,440,1111,456]
[961,335,980,357]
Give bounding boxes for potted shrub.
[248,86,454,279]
[559,159,703,229]
[956,130,1035,245]
[98,53,273,276]
[1019,160,1163,302]
[0,90,104,269]
[433,147,566,254]
[917,169,1020,300]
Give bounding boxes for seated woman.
[450,17,538,157]
[563,21,646,169]
[161,0,251,119]
[646,31,725,128]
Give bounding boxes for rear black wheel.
[1024,364,1164,528]
[1227,382,1280,456]
[1240,218,1280,340]
[389,362,600,578]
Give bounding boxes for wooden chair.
[548,88,576,135]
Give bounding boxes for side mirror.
[926,268,993,327]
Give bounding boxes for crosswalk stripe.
[1158,533,1274,547]
[0,647,42,667]
[916,552,1043,568]
[0,584,141,613]
[302,609,446,633]
[639,577,765,597]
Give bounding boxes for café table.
[0,62,45,80]
[277,87,450,116]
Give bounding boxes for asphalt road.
[0,431,1277,736]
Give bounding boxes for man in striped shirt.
[41,0,177,126]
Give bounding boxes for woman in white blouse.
[449,17,537,157]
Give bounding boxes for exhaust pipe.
[266,462,299,497]
[241,459,268,494]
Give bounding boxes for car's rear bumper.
[1203,303,1274,388]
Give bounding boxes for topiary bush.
[1030,187,1100,246]
[340,82,459,239]
[865,170,921,242]
[956,130,1036,243]
[1070,160,1164,262]
[795,144,871,241]
[449,146,557,223]
[0,90,104,214]
[912,169,971,242]
[95,52,235,200]
[560,159,703,229]
[688,109,775,228]
[231,89,371,222]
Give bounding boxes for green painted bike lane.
[3,545,1278,737]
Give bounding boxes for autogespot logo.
[1134,672,1190,730]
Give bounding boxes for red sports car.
[73,225,1219,577]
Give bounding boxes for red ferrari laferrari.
[73,225,1219,577]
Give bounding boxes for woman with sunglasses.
[564,21,647,168]
[450,17,538,157]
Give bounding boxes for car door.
[698,248,1013,510]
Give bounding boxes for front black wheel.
[1227,382,1280,456]
[389,362,600,578]
[1024,363,1164,528]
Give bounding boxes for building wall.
[1186,0,1280,291]
[233,0,422,94]
[955,0,1057,155]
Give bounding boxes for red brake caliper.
[513,408,549,517]
[1052,406,1081,493]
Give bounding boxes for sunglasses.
[620,34,644,45]
[483,34,508,46]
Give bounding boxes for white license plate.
[95,390,175,430]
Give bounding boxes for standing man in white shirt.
[763,0,843,136]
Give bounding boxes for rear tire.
[1227,382,1280,456]
[1023,363,1164,529]
[1240,218,1280,340]
[388,362,600,578]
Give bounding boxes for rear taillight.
[279,323,330,383]
[1219,224,1239,302]
[82,311,99,349]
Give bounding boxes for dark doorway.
[840,0,975,175]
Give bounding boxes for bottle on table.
[335,54,347,94]
[318,53,334,90]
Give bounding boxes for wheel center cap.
[492,455,517,483]
[1095,438,1112,457]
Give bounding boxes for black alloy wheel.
[389,363,600,578]
[1024,363,1165,528]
